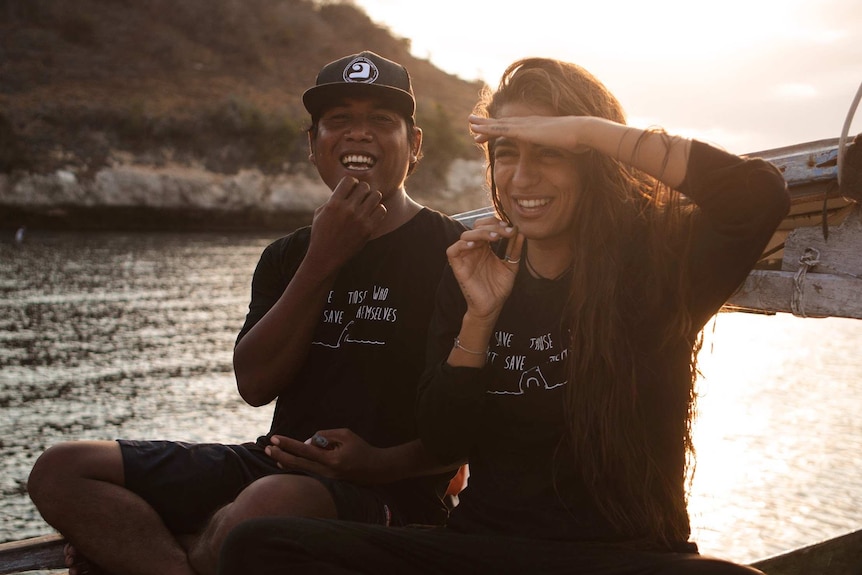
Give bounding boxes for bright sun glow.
[357,0,827,80]
[355,0,862,153]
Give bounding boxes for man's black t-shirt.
[238,207,466,522]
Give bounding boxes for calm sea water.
[1,230,861,565]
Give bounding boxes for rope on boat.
[815,80,862,241]
[837,80,861,198]
[791,247,821,317]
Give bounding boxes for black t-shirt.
[237,207,465,522]
[417,141,790,543]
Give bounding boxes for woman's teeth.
[517,198,550,209]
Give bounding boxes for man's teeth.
[342,154,375,169]
[517,198,551,208]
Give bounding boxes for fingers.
[265,442,295,469]
[502,226,524,266]
[270,430,341,464]
[330,176,386,221]
[266,443,331,477]
[269,434,314,456]
[469,114,505,144]
[462,220,518,246]
[331,175,376,201]
[349,179,386,221]
[335,177,381,206]
[447,221,520,263]
[468,114,495,130]
[266,439,322,473]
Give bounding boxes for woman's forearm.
[578,116,692,189]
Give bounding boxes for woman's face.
[492,102,584,248]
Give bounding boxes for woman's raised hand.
[469,114,592,154]
[471,114,690,187]
[446,217,524,323]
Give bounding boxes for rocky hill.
[0,0,490,232]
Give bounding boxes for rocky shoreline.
[1,158,489,233]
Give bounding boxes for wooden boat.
[2,527,861,574]
[750,528,862,575]
[0,533,64,575]
[752,137,858,265]
[726,135,862,320]
[1,136,859,575]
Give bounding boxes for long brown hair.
[476,58,700,547]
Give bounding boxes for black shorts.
[118,439,405,534]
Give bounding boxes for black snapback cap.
[302,51,416,119]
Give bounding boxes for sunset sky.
[355,0,862,155]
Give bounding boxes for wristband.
[453,337,488,356]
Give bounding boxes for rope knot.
[791,247,821,317]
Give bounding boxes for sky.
[355,0,862,155]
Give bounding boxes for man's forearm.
[233,260,337,406]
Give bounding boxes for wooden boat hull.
[750,137,857,267]
[2,529,861,574]
[0,533,64,574]
[749,527,862,575]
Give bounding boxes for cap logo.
[343,56,379,84]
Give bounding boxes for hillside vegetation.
[0,0,488,228]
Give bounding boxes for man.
[28,50,466,575]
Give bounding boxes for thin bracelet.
[453,336,489,356]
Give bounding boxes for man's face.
[309,97,420,202]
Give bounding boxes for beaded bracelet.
[453,336,489,356]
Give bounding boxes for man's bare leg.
[28,440,196,575]
[185,474,337,575]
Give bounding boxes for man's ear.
[412,127,423,160]
[307,132,316,165]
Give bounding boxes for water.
[0,231,276,545]
[2,231,862,565]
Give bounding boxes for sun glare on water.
[688,311,862,561]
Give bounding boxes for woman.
[217,58,789,575]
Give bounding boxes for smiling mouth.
[516,197,551,209]
[341,154,376,170]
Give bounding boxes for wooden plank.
[729,206,862,320]
[752,137,841,186]
[749,527,862,575]
[1,529,860,575]
[782,206,862,277]
[726,269,862,319]
[0,533,65,574]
